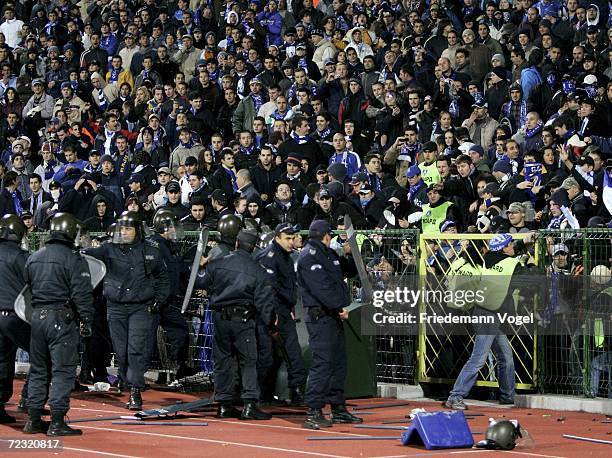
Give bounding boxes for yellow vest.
[479,257,521,311]
[419,161,442,186]
[421,201,452,234]
[447,258,482,310]
[594,287,612,347]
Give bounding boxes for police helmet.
[0,214,27,242]
[152,208,184,241]
[484,420,521,450]
[48,212,81,245]
[114,211,144,244]
[217,214,241,240]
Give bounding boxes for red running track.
[0,382,610,457]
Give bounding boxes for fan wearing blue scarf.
[105,56,134,90]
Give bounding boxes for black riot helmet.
[217,214,241,243]
[114,211,144,244]
[483,420,522,450]
[48,212,81,245]
[0,214,27,242]
[152,208,184,241]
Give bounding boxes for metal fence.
[22,228,611,398]
[535,229,612,398]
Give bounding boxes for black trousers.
[305,315,346,409]
[212,311,259,402]
[28,308,78,412]
[107,303,152,389]
[0,311,30,405]
[146,300,189,368]
[257,309,306,396]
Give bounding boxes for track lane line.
[79,425,352,458]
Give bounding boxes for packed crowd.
[0,0,611,236]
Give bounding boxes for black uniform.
[25,241,94,413]
[0,240,30,411]
[146,234,189,368]
[256,241,306,396]
[85,240,169,389]
[296,239,355,410]
[196,249,275,402]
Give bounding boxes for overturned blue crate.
[401,410,473,449]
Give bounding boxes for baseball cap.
[275,222,299,235]
[358,183,373,194]
[311,28,324,37]
[318,186,331,198]
[148,113,160,120]
[552,243,569,255]
[100,154,114,163]
[439,220,456,232]
[308,220,332,237]
[166,181,181,193]
[286,155,302,166]
[472,100,488,108]
[32,78,44,86]
[157,166,172,175]
[127,173,145,184]
[422,141,437,151]
[210,189,227,201]
[350,172,368,185]
[182,34,193,40]
[405,165,421,178]
[489,233,512,251]
[583,74,598,85]
[249,76,262,85]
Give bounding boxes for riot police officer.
[148,209,192,379]
[296,220,362,429]
[207,214,242,261]
[85,211,169,410]
[197,229,275,420]
[0,215,30,423]
[256,222,307,404]
[24,213,94,436]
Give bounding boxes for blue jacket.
[257,11,283,47]
[329,150,362,180]
[520,66,542,101]
[53,159,88,182]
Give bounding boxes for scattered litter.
[408,408,427,420]
[88,382,111,392]
[353,402,413,411]
[112,421,208,426]
[307,436,399,441]
[563,434,612,445]
[557,417,566,422]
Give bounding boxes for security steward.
[256,222,307,405]
[445,232,538,410]
[297,220,362,429]
[196,229,276,420]
[85,211,169,410]
[24,213,94,436]
[148,209,192,379]
[0,215,30,423]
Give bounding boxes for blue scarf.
[547,215,565,229]
[503,100,527,130]
[316,127,332,139]
[525,121,543,138]
[408,179,424,202]
[225,167,238,191]
[98,89,108,110]
[291,130,309,144]
[11,191,22,215]
[272,109,290,120]
[109,68,121,84]
[44,159,57,180]
[449,97,460,118]
[71,80,77,90]
[398,142,420,162]
[368,174,381,192]
[298,57,308,73]
[250,92,263,112]
[44,21,57,36]
[180,139,194,148]
[240,144,254,155]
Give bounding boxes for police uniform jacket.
[85,240,169,305]
[25,240,94,322]
[197,248,275,325]
[0,240,28,311]
[256,240,297,312]
[297,239,355,314]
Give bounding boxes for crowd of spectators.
[0,0,610,236]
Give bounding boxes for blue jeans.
[589,351,611,398]
[448,334,515,402]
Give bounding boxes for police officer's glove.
[148,302,163,314]
[80,321,93,338]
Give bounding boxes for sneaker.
[444,398,468,410]
[331,405,363,424]
[498,398,514,405]
[303,408,332,430]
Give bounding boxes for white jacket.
[0,18,24,48]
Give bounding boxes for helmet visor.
[113,220,139,244]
